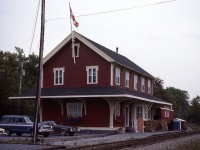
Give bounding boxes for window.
[148,80,151,93]
[67,103,83,117]
[86,66,98,84]
[136,106,143,119]
[134,74,138,90]
[165,110,169,117]
[125,71,130,87]
[141,77,145,92]
[53,67,65,85]
[115,104,120,118]
[72,43,80,57]
[115,67,120,85]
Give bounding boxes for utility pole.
[18,61,23,114]
[33,0,45,144]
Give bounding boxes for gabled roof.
[43,31,153,78]
[9,86,171,105]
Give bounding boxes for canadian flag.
[70,6,79,28]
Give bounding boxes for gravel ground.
[1,132,199,149]
[130,134,200,150]
[48,131,177,148]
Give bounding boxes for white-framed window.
[148,79,151,93]
[72,43,80,58]
[165,110,169,117]
[67,103,83,117]
[115,104,120,118]
[125,71,130,87]
[115,67,120,85]
[134,74,138,90]
[53,67,65,85]
[136,106,143,119]
[86,66,98,84]
[141,77,145,92]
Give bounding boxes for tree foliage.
[0,48,38,117]
[187,96,200,125]
[153,77,190,120]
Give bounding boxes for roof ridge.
[75,31,154,78]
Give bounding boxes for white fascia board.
[74,32,114,62]
[160,107,174,111]
[43,31,114,65]
[43,33,72,65]
[9,96,36,99]
[9,94,171,105]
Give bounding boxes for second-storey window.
[86,66,98,84]
[141,77,145,92]
[148,79,151,93]
[125,71,130,87]
[53,67,65,85]
[134,74,138,90]
[115,67,120,85]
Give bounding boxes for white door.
[125,105,129,127]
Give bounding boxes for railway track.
[65,131,200,150]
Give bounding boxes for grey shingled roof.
[77,32,154,78]
[9,86,170,105]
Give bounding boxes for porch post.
[106,99,115,128]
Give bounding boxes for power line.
[29,0,41,55]
[46,0,176,22]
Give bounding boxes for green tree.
[153,77,190,120]
[187,96,200,124]
[164,87,190,119]
[0,48,38,117]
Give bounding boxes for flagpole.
[69,2,76,64]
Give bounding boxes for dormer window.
[141,77,145,92]
[115,67,120,85]
[72,43,80,58]
[148,79,151,93]
[53,67,65,85]
[125,71,130,87]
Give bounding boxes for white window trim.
[134,74,138,90]
[148,79,151,93]
[125,71,130,88]
[141,77,145,92]
[66,103,83,117]
[115,67,120,85]
[165,110,170,117]
[86,66,99,84]
[72,43,80,58]
[53,67,65,85]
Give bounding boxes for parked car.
[41,121,79,136]
[0,128,5,135]
[0,115,53,137]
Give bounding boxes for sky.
[0,0,200,100]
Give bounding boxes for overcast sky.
[0,0,200,100]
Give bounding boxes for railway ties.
[66,131,200,150]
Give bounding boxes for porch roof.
[9,86,171,105]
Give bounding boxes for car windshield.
[55,121,63,126]
[24,117,33,123]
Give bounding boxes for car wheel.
[16,132,22,136]
[43,132,49,137]
[69,132,74,136]
[61,129,66,136]
[5,129,11,136]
